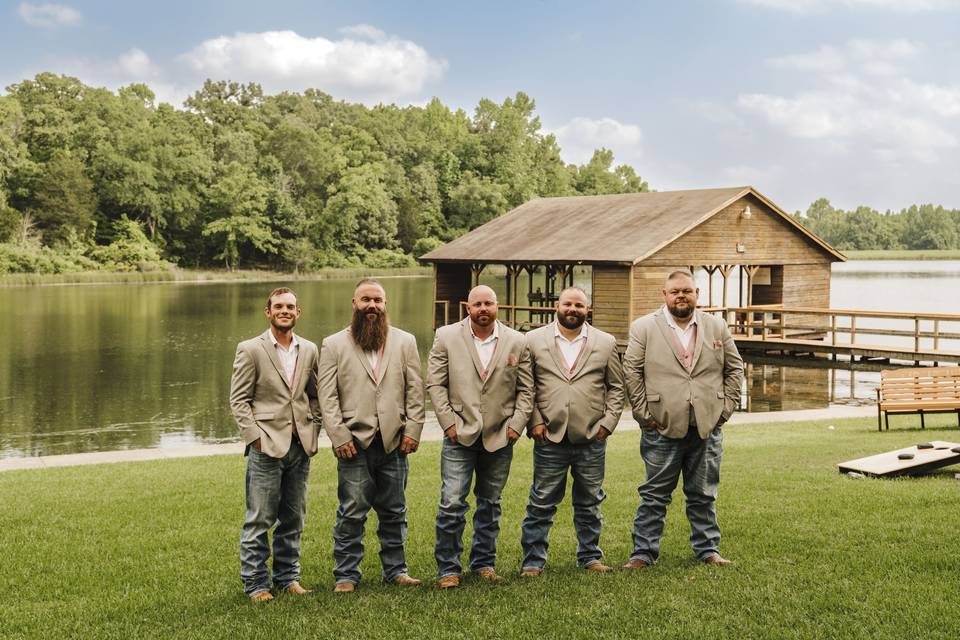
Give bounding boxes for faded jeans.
[521,438,607,571]
[240,440,311,595]
[630,426,723,563]
[435,437,514,578]
[333,435,410,585]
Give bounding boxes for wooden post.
[779,310,786,339]
[933,319,940,350]
[471,263,486,286]
[831,314,838,346]
[703,265,717,307]
[719,265,734,308]
[850,315,857,345]
[914,317,921,353]
[745,265,760,307]
[504,264,514,327]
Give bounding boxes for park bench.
[876,366,960,432]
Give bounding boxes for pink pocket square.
[506,353,518,367]
[713,340,723,348]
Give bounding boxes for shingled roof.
[420,186,843,265]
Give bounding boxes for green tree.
[29,150,97,244]
[202,162,277,269]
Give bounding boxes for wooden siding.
[631,265,671,320]
[644,194,833,266]
[752,265,784,306]
[782,263,831,333]
[434,263,471,327]
[592,265,633,343]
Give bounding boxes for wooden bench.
[876,366,960,431]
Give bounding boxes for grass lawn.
[3,416,959,639]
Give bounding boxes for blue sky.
[3,0,959,212]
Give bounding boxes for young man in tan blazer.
[519,287,624,577]
[317,279,425,593]
[427,285,533,588]
[230,287,322,603]
[623,269,743,568]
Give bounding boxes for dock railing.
[701,305,960,356]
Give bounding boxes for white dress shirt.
[471,320,500,370]
[365,350,380,372]
[269,330,300,386]
[662,305,697,352]
[554,320,588,371]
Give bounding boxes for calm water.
[3,261,959,458]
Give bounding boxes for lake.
[3,260,959,458]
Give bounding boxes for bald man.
[427,285,534,588]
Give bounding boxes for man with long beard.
[230,287,322,603]
[427,285,533,588]
[519,287,624,577]
[622,269,743,569]
[317,278,425,593]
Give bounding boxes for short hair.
[266,287,298,309]
[354,278,385,295]
[558,286,591,305]
[664,269,695,286]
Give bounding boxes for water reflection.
[1,261,956,458]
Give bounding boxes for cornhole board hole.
[837,441,960,478]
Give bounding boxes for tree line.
[0,74,648,274]
[793,199,960,251]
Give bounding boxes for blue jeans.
[333,435,410,585]
[630,426,723,563]
[435,437,514,578]
[521,438,607,570]
[240,440,311,595]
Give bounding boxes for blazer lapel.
[376,328,397,385]
[289,338,306,392]
[259,331,292,393]
[546,326,569,379]
[349,330,378,384]
[482,323,506,388]
[569,324,595,379]
[654,312,689,371]
[688,310,706,372]
[459,319,486,381]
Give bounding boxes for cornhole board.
[837,441,960,478]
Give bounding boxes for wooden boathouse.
[420,186,846,346]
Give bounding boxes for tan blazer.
[527,322,625,444]
[229,330,322,458]
[317,326,425,454]
[427,319,534,452]
[624,308,744,439]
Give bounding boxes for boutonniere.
[713,339,723,349]
[506,353,519,367]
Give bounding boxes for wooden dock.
[705,306,960,365]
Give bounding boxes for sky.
[2,0,959,213]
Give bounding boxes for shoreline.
[0,405,876,473]
[0,266,432,288]
[3,251,960,287]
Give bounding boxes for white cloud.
[18,2,81,28]
[178,28,447,101]
[738,40,960,163]
[769,39,922,76]
[338,24,387,41]
[741,0,960,13]
[550,117,643,166]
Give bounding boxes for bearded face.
[351,305,389,352]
